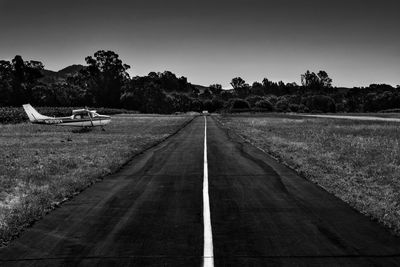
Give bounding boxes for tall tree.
[301,70,333,90]
[231,77,250,98]
[230,77,246,89]
[317,71,333,88]
[0,56,44,106]
[0,60,13,106]
[80,50,130,107]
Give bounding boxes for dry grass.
[0,114,193,244]
[218,114,400,234]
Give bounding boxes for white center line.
[203,116,214,267]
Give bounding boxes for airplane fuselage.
[35,116,111,127]
[22,104,112,128]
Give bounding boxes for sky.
[0,0,399,88]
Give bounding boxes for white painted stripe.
[203,116,214,267]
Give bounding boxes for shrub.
[289,104,300,112]
[211,98,225,112]
[297,104,309,113]
[230,99,250,109]
[245,95,264,107]
[226,98,251,113]
[302,95,336,113]
[255,99,274,111]
[265,95,278,105]
[275,99,290,112]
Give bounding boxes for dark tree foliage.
[230,77,246,89]
[230,77,250,98]
[220,90,233,101]
[0,56,44,106]
[363,91,400,112]
[301,70,332,90]
[209,84,222,95]
[121,79,171,113]
[229,98,250,110]
[0,60,13,106]
[79,50,130,108]
[250,82,263,96]
[2,53,398,115]
[245,95,264,107]
[199,88,212,100]
[255,99,274,111]
[211,97,225,111]
[275,98,290,112]
[302,95,336,113]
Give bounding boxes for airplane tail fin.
[22,104,52,122]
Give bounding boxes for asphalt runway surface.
[1,116,400,266]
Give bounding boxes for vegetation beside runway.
[218,114,400,235]
[0,114,193,245]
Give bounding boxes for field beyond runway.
[1,115,400,266]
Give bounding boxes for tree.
[230,77,250,98]
[250,81,264,95]
[301,70,320,89]
[0,56,44,106]
[229,98,250,110]
[302,95,336,113]
[199,88,212,99]
[317,71,332,88]
[0,60,13,106]
[159,71,179,92]
[80,50,130,107]
[255,99,274,111]
[245,95,264,107]
[209,84,222,95]
[301,70,333,90]
[230,77,246,89]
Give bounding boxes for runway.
[1,116,400,266]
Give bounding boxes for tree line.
[1,50,399,113]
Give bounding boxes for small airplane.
[22,104,111,128]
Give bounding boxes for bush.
[289,104,300,112]
[255,99,274,111]
[275,99,290,112]
[203,100,214,112]
[0,107,27,124]
[302,95,336,113]
[297,104,309,113]
[265,95,278,105]
[211,98,225,112]
[245,95,264,107]
[229,98,250,109]
[335,103,346,113]
[226,98,251,112]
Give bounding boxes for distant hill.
[40,64,84,84]
[193,84,209,93]
[57,64,84,77]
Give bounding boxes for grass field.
[218,114,400,235]
[0,114,193,245]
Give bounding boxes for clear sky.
[0,0,399,88]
